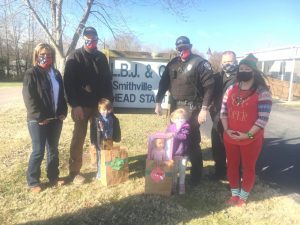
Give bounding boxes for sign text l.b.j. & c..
[110,59,169,108]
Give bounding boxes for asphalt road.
[201,100,300,194]
[0,86,23,105]
[256,102,300,194]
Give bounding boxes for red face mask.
[179,49,191,60]
[38,55,53,69]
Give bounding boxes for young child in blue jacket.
[90,98,121,179]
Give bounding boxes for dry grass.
[1,98,300,225]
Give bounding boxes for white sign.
[110,59,169,108]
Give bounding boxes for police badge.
[187,64,193,71]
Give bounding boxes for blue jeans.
[172,156,188,185]
[96,149,101,180]
[27,119,63,187]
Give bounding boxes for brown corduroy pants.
[69,107,97,175]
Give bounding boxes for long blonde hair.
[32,43,56,66]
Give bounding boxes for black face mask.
[237,72,253,82]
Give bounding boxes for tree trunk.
[4,0,10,80]
[56,54,65,74]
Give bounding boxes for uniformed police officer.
[155,36,214,185]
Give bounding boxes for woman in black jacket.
[22,43,67,193]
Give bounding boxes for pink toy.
[147,132,174,161]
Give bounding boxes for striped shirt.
[220,84,272,129]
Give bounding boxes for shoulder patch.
[203,62,212,71]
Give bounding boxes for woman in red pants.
[220,53,272,207]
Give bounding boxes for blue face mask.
[100,111,108,118]
[84,38,98,50]
[222,62,238,74]
[38,55,53,68]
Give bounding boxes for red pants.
[224,136,263,192]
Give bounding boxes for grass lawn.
[0,100,300,225]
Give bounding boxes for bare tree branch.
[90,10,117,39]
[56,0,63,51]
[50,0,56,37]
[75,0,84,11]
[23,0,63,58]
[66,0,94,56]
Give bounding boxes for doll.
[150,138,166,161]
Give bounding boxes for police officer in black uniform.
[209,51,238,180]
[155,36,214,185]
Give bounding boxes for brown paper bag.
[101,139,113,150]
[89,145,97,165]
[100,146,129,186]
[90,139,113,166]
[145,159,174,196]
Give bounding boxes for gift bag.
[101,139,113,150]
[100,146,129,186]
[89,145,97,165]
[145,160,174,196]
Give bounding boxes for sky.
[104,0,300,57]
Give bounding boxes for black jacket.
[90,113,121,147]
[64,47,113,108]
[210,71,237,129]
[22,66,68,122]
[156,54,214,107]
